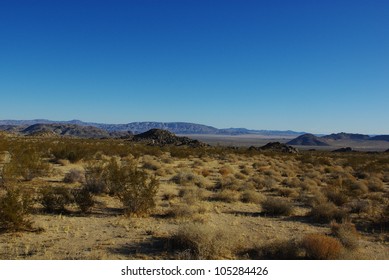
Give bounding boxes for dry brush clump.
[330,220,360,250]
[0,186,34,232]
[213,189,240,203]
[246,239,301,260]
[3,148,50,181]
[308,201,348,223]
[72,186,95,213]
[167,222,241,259]
[39,187,73,214]
[63,169,85,184]
[301,233,343,260]
[171,171,208,188]
[240,190,265,204]
[261,197,294,216]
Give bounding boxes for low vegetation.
[0,135,388,259]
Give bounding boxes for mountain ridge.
[0,119,305,136]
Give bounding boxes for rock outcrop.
[287,133,329,146]
[249,142,298,153]
[133,129,207,147]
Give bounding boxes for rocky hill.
[286,134,329,146]
[133,129,207,147]
[249,142,298,153]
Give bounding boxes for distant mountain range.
[1,120,389,144]
[0,119,305,137]
[287,132,389,146]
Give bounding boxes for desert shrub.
[262,178,277,190]
[162,189,178,201]
[276,187,299,198]
[213,189,240,203]
[72,187,95,213]
[167,223,239,259]
[117,168,159,217]
[171,171,207,188]
[282,177,301,188]
[240,190,265,204]
[213,175,240,191]
[240,166,251,176]
[178,186,206,204]
[367,177,385,192]
[167,202,210,220]
[84,161,107,194]
[302,233,343,260]
[200,169,211,177]
[40,187,73,213]
[63,169,85,184]
[102,159,132,195]
[324,187,349,206]
[3,148,50,181]
[348,181,368,196]
[261,197,293,216]
[0,187,33,232]
[219,166,234,177]
[51,142,90,163]
[330,220,359,249]
[348,199,372,214]
[142,156,161,171]
[308,202,347,223]
[247,239,300,260]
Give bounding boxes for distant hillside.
[369,135,389,141]
[99,122,219,134]
[287,134,329,146]
[0,119,305,136]
[322,132,370,140]
[21,124,111,139]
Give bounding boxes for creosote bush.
[171,171,207,188]
[247,239,300,260]
[0,186,33,232]
[40,187,73,213]
[72,187,95,213]
[3,148,50,181]
[308,201,347,223]
[261,197,293,216]
[330,220,359,249]
[63,169,85,184]
[167,223,239,259]
[83,159,159,216]
[302,233,343,260]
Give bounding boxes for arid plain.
[0,131,388,260]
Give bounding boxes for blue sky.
[0,0,388,134]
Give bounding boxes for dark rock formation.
[332,147,355,153]
[249,142,298,153]
[287,133,329,146]
[133,129,207,147]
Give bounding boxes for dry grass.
[0,136,388,259]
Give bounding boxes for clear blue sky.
[0,0,388,134]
